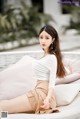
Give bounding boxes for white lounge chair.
[0,51,80,119]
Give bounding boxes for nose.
[42,39,46,43]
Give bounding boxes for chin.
[42,47,46,50]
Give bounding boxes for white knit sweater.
[32,54,57,88]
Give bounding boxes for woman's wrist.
[46,96,51,102]
[47,87,55,101]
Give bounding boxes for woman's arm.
[41,55,57,109]
[56,72,80,85]
[46,87,54,99]
[40,87,55,109]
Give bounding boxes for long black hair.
[39,25,66,78]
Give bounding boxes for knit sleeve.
[46,55,57,88]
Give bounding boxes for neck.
[44,49,49,54]
[44,52,49,56]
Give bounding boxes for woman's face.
[39,31,53,53]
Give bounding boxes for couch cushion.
[63,57,80,73]
[56,57,80,84]
[55,83,80,106]
[0,55,36,100]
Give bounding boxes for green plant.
[19,1,54,37]
[61,4,80,34]
[0,0,54,49]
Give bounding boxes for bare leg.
[0,94,33,114]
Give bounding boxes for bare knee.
[0,100,9,111]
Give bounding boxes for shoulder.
[45,54,57,65]
[46,54,57,61]
[45,54,57,69]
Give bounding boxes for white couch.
[0,51,80,119]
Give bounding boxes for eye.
[39,36,43,39]
[45,37,49,39]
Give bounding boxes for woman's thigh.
[0,94,33,113]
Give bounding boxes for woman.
[0,25,66,114]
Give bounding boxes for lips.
[42,44,46,46]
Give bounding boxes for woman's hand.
[40,97,50,109]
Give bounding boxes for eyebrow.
[39,35,50,37]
